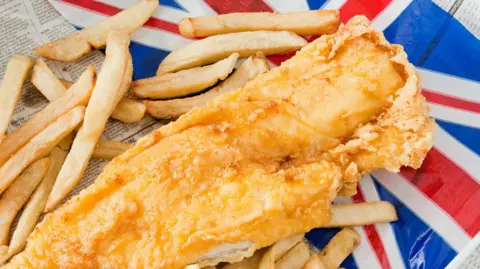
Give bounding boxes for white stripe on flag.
[96,0,190,23]
[428,102,480,129]
[334,197,383,269]
[360,176,406,269]
[434,127,480,183]
[264,0,309,12]
[321,0,347,10]
[267,60,278,69]
[175,0,217,16]
[418,68,480,102]
[51,1,191,51]
[334,195,355,205]
[50,1,107,27]
[371,0,412,31]
[96,0,135,8]
[372,170,471,252]
[352,225,384,269]
[153,4,190,23]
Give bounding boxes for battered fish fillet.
[4,16,434,269]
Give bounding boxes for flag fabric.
[49,0,480,268]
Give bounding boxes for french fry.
[35,0,158,61]
[0,106,85,195]
[156,31,307,75]
[302,254,327,269]
[36,63,142,123]
[114,53,134,105]
[92,140,133,159]
[259,234,305,269]
[0,251,10,265]
[64,80,144,123]
[274,241,311,269]
[111,97,146,123]
[46,31,131,211]
[32,65,94,155]
[31,59,67,101]
[0,245,7,263]
[133,53,239,99]
[0,245,7,257]
[179,10,340,38]
[0,65,95,167]
[0,158,50,246]
[57,129,130,159]
[0,55,35,143]
[7,147,68,257]
[325,202,398,228]
[57,133,75,151]
[306,228,360,269]
[58,131,130,160]
[146,53,270,119]
[59,78,73,88]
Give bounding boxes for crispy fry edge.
[34,0,157,61]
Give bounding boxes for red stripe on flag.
[400,148,480,236]
[352,188,392,269]
[339,0,392,22]
[61,0,181,35]
[423,89,480,114]
[204,0,274,13]
[267,52,296,66]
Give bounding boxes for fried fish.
[4,16,434,268]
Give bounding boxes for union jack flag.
[49,0,480,268]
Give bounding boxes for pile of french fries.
[0,0,399,267]
[135,9,340,120]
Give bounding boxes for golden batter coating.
[4,16,434,269]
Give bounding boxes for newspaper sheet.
[434,0,480,39]
[447,232,480,269]
[0,0,165,201]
